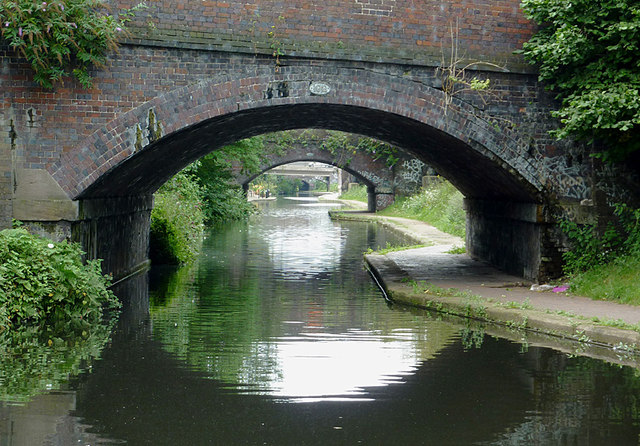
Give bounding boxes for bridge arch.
[51,66,542,202]
[49,65,555,281]
[241,158,380,210]
[231,131,427,211]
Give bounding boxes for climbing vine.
[0,0,146,88]
[321,131,399,168]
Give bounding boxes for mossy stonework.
[2,0,638,281]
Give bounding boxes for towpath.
[325,203,640,356]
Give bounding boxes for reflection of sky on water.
[151,198,457,403]
[241,330,423,402]
[252,197,347,276]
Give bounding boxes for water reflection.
[149,198,453,401]
[4,197,640,444]
[250,198,348,278]
[245,332,427,401]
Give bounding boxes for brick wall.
[111,0,535,71]
[0,126,12,229]
[3,41,577,200]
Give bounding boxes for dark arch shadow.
[78,103,541,204]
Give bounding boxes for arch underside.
[240,159,378,190]
[79,103,541,204]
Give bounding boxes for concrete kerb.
[364,253,640,366]
[328,210,640,363]
[327,208,461,248]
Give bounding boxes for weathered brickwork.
[0,128,12,229]
[112,0,535,71]
[0,41,593,281]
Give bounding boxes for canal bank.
[329,209,640,358]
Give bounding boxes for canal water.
[3,197,640,445]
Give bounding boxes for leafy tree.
[520,0,640,161]
[150,167,205,264]
[194,136,270,224]
[150,136,278,263]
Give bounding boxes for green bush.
[194,138,265,224]
[562,204,640,303]
[200,179,258,224]
[380,180,466,237]
[150,170,205,264]
[561,204,640,275]
[520,0,640,161]
[0,228,119,333]
[339,184,368,203]
[272,175,304,196]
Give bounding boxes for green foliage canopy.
[520,0,640,161]
[321,131,399,168]
[194,136,270,224]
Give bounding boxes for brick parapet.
[112,0,536,73]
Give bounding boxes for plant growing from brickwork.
[249,13,287,71]
[0,0,146,88]
[268,14,286,70]
[436,20,505,114]
[520,0,640,162]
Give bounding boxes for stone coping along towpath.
[328,209,640,365]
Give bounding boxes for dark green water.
[3,197,640,445]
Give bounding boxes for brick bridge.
[2,0,637,282]
[231,130,429,211]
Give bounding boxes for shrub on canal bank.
[150,170,205,265]
[562,204,640,304]
[0,228,119,333]
[570,255,640,305]
[339,184,368,202]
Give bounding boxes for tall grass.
[379,180,465,238]
[570,255,640,305]
[339,184,368,202]
[563,204,640,304]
